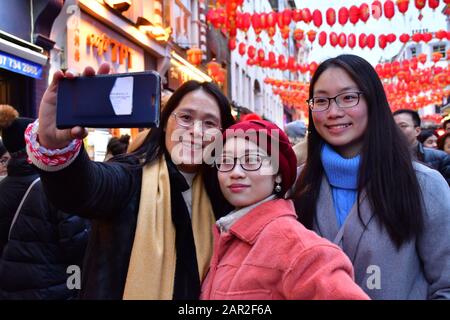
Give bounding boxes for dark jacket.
[0,157,90,299]
[37,148,232,300]
[416,143,450,185]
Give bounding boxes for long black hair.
[293,54,423,248]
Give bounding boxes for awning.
[0,31,48,79]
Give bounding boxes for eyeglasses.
[307,92,363,112]
[215,154,270,172]
[172,112,222,130]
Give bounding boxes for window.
[172,0,192,47]
[433,44,446,59]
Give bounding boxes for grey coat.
[312,162,450,300]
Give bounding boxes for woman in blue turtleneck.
[292,55,450,300]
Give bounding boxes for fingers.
[81,66,96,77]
[70,126,89,140]
[97,62,111,75]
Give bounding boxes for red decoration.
[292,9,302,22]
[435,30,448,40]
[428,0,440,10]
[326,8,336,26]
[418,53,427,64]
[186,47,202,66]
[367,34,375,49]
[247,45,256,59]
[372,1,383,19]
[302,8,312,24]
[307,30,317,43]
[267,12,277,28]
[338,7,349,25]
[330,32,338,47]
[349,6,360,25]
[359,3,370,22]
[238,43,246,56]
[432,52,443,63]
[338,33,347,48]
[313,9,323,28]
[294,29,304,41]
[384,0,395,19]
[412,33,423,42]
[415,0,426,10]
[319,31,327,47]
[379,34,387,49]
[359,33,367,48]
[282,9,292,26]
[386,33,396,43]
[348,33,356,48]
[396,0,410,15]
[228,37,236,50]
[422,32,432,43]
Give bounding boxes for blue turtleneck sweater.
[321,144,360,227]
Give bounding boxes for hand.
[37,63,111,149]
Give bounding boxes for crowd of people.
[0,54,449,300]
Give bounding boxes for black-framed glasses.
[307,92,364,112]
[172,112,222,131]
[215,154,269,172]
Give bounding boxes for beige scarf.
[122,155,215,300]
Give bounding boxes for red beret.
[222,120,297,195]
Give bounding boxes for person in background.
[294,54,450,299]
[393,109,450,185]
[0,140,9,181]
[104,134,130,161]
[201,120,369,300]
[437,132,450,155]
[25,63,235,299]
[417,129,438,149]
[443,119,450,134]
[0,104,89,299]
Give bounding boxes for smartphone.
[56,71,160,129]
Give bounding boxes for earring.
[275,183,282,193]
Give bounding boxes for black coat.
[38,148,232,300]
[417,143,450,185]
[0,157,89,299]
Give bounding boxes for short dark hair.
[393,109,421,127]
[437,132,450,151]
[417,129,437,144]
[107,134,130,156]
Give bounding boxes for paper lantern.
[412,33,423,42]
[294,29,304,41]
[307,30,317,43]
[187,47,203,66]
[396,0,410,15]
[238,43,246,56]
[372,1,383,19]
[338,7,349,25]
[418,53,427,64]
[384,1,395,19]
[228,37,236,50]
[379,34,387,49]
[359,33,367,48]
[319,31,327,47]
[359,3,370,22]
[432,52,443,63]
[386,33,396,43]
[313,9,323,28]
[428,0,440,10]
[302,8,312,24]
[330,32,338,47]
[326,8,336,26]
[247,45,256,59]
[415,0,426,10]
[367,34,375,49]
[292,9,302,22]
[338,33,347,48]
[349,5,360,25]
[422,33,432,43]
[348,33,356,48]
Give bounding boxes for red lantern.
[412,33,423,42]
[410,57,418,69]
[238,43,246,56]
[257,49,265,63]
[429,0,440,10]
[435,30,447,40]
[418,53,427,64]
[432,52,443,63]
[278,55,286,70]
[415,0,426,10]
[247,45,256,59]
[348,33,356,48]
[292,9,302,22]
[302,8,312,24]
[359,3,370,22]
[379,34,387,49]
[386,33,396,43]
[349,6,360,25]
[252,13,261,32]
[338,33,347,48]
[228,37,236,50]
[309,62,318,75]
[294,29,304,41]
[422,32,432,43]
[359,33,367,48]
[313,9,323,28]
[287,57,297,72]
[401,59,410,71]
[268,52,276,67]
[372,1,383,19]
[384,1,395,19]
[318,31,327,47]
[307,30,317,43]
[367,34,375,49]
[282,9,292,26]
[330,32,338,47]
[326,8,336,26]
[267,12,277,28]
[187,47,202,66]
[396,0,410,15]
[338,7,349,25]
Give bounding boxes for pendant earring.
[275,183,282,193]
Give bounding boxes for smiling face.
[164,89,222,173]
[217,137,279,209]
[311,67,369,158]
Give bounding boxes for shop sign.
[0,51,43,79]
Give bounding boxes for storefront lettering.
[86,33,132,68]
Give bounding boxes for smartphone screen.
[56,71,160,129]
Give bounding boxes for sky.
[292,0,448,65]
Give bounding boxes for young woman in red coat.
[200,120,369,300]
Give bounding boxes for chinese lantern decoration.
[207,60,221,79]
[432,52,442,63]
[247,45,256,59]
[338,33,347,48]
[309,62,318,75]
[313,9,323,28]
[318,31,327,47]
[228,37,236,50]
[302,8,312,24]
[418,53,427,64]
[348,33,356,48]
[410,57,418,69]
[186,47,202,66]
[252,13,262,39]
[326,8,336,26]
[294,29,304,41]
[412,33,423,42]
[384,0,395,19]
[372,1,383,19]
[386,33,396,43]
[359,3,370,22]
[428,0,440,10]
[267,11,277,28]
[415,0,426,11]
[307,30,317,43]
[330,32,338,47]
[292,9,302,22]
[338,7,349,25]
[257,48,265,63]
[349,6,360,25]
[367,34,375,49]
[278,55,286,70]
[396,0,410,15]
[282,9,292,26]
[359,33,367,48]
[379,34,387,49]
[435,30,447,40]
[422,32,432,43]
[268,52,276,67]
[287,57,297,72]
[238,43,246,56]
